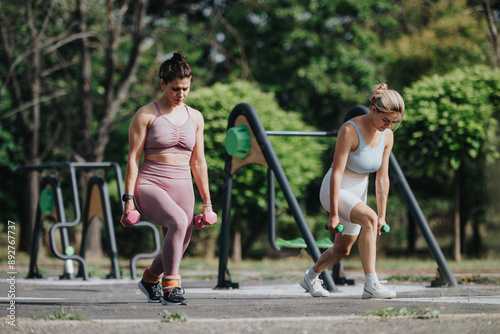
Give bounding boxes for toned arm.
[189,108,213,213]
[375,129,394,222]
[123,106,153,214]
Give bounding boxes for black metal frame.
[78,174,120,279]
[216,103,458,291]
[17,162,161,281]
[216,103,339,291]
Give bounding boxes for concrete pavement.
[1,272,500,333]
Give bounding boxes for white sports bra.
[342,120,386,175]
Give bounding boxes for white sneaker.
[362,281,396,299]
[300,270,329,297]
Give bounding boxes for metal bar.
[130,221,161,279]
[215,164,236,289]
[48,164,89,280]
[27,176,56,279]
[266,131,337,137]
[52,172,73,280]
[267,169,279,252]
[389,153,458,287]
[19,161,127,281]
[238,103,338,292]
[267,170,302,256]
[16,161,120,173]
[100,178,121,279]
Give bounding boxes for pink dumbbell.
[120,210,141,227]
[194,212,218,228]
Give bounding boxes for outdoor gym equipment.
[217,103,458,291]
[17,162,161,280]
[217,103,341,291]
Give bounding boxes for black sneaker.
[138,279,162,303]
[161,286,188,306]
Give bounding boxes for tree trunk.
[75,0,94,161]
[232,215,242,262]
[19,0,42,253]
[407,211,418,254]
[20,171,39,252]
[471,221,482,257]
[459,163,469,255]
[73,0,104,260]
[482,0,500,66]
[453,168,462,262]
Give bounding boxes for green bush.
[396,65,500,177]
[393,65,500,257]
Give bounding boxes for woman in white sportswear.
[300,83,405,299]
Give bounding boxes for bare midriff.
[144,153,191,165]
[344,169,369,178]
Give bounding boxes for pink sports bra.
[143,101,197,156]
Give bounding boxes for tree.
[481,0,500,66]
[207,0,400,128]
[0,0,252,258]
[1,0,85,250]
[384,0,493,89]
[396,65,500,261]
[1,0,169,254]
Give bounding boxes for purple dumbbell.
[194,212,218,228]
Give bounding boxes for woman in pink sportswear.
[123,52,213,306]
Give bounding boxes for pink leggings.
[134,160,194,276]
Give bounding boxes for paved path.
[1,274,500,333]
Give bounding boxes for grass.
[456,274,500,285]
[180,253,500,274]
[386,274,435,283]
[162,310,189,322]
[365,306,439,319]
[3,250,500,284]
[34,304,89,321]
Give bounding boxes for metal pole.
[215,168,236,289]
[267,131,337,137]
[48,163,89,280]
[239,103,338,292]
[389,153,458,287]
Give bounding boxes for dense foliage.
[395,65,500,258]
[397,65,500,176]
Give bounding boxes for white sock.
[365,272,379,285]
[307,267,320,279]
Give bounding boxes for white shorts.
[319,168,368,236]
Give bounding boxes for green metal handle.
[225,125,251,159]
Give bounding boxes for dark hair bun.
[172,51,186,62]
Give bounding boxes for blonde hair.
[370,83,405,116]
